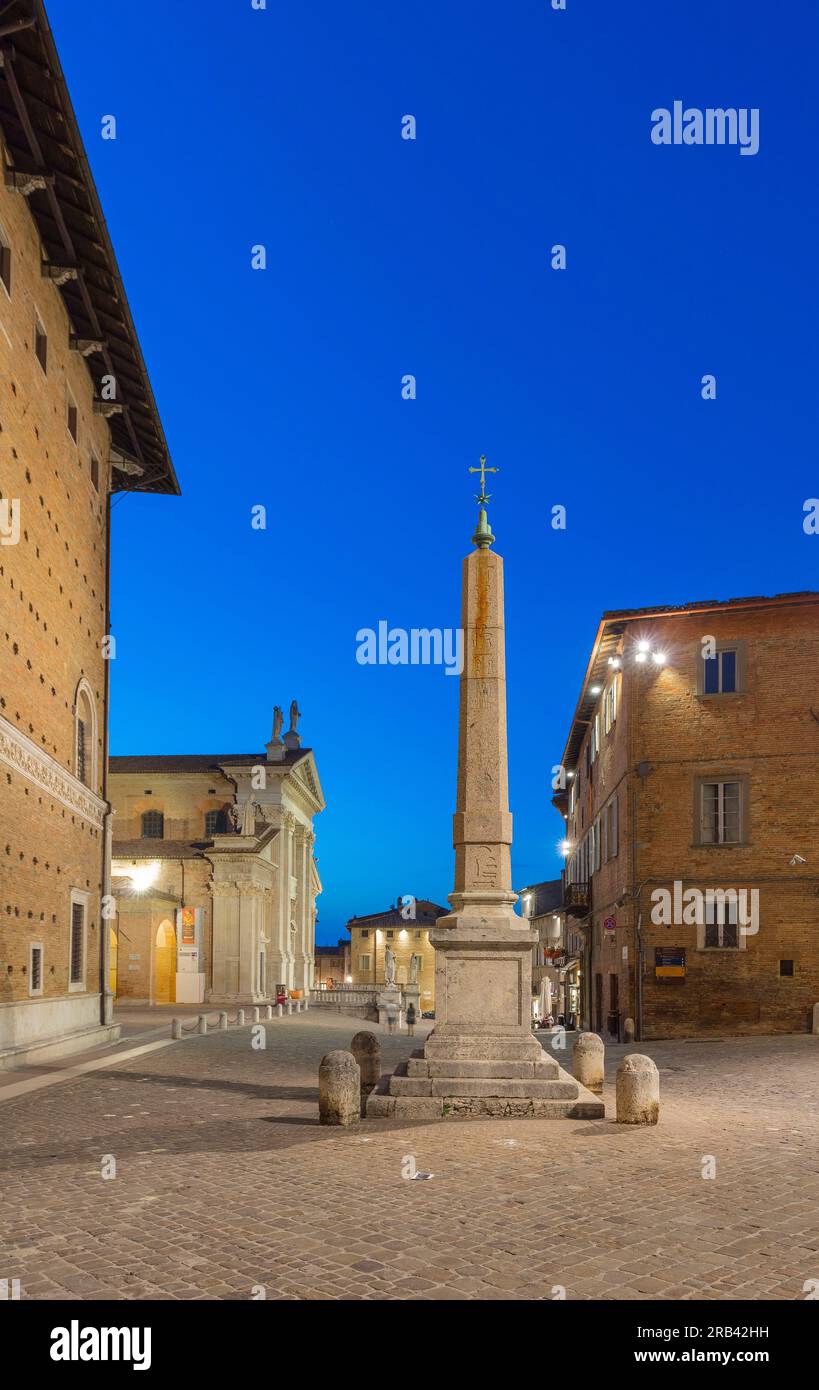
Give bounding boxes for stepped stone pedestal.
[367,483,603,1121]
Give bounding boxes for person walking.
[406,1002,416,1036]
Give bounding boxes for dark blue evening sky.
[48,1,819,943]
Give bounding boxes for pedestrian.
[386,1005,397,1034]
[406,1002,416,1036]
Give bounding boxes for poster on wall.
[655,947,686,979]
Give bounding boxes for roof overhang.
[0,1,178,495]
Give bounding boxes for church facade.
[109,714,324,1006]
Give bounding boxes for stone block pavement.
[0,1009,817,1301]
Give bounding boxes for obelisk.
[425,459,542,1063]
[366,463,603,1118]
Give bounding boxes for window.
[205,809,228,836]
[604,677,618,734]
[90,452,99,492]
[703,894,739,949]
[361,928,369,939]
[34,312,47,372]
[29,944,43,996]
[386,929,394,939]
[698,779,744,845]
[568,778,576,816]
[67,389,78,442]
[584,741,590,777]
[76,717,87,785]
[141,810,164,839]
[0,222,10,297]
[604,795,618,861]
[414,930,422,939]
[359,954,371,971]
[704,648,736,694]
[699,641,745,696]
[590,713,600,764]
[779,959,794,977]
[69,898,85,985]
[73,679,97,789]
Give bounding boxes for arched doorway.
[109,927,118,998]
[154,919,176,1005]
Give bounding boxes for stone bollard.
[197,1014,208,1035]
[350,1031,381,1116]
[252,1006,260,1023]
[623,1017,636,1043]
[265,1005,273,1020]
[303,997,309,1012]
[219,1011,228,1031]
[813,1002,819,1035]
[171,1018,182,1040]
[318,1051,360,1127]
[237,1009,245,1026]
[573,1032,604,1094]
[287,1000,293,1016]
[276,1004,283,1018]
[616,1054,660,1125]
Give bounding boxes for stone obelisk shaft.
[451,545,515,915]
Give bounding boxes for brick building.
[554,592,819,1039]
[109,722,324,1005]
[314,939,350,989]
[0,5,176,1065]
[347,898,446,1011]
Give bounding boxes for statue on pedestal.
[384,944,397,987]
[409,953,422,984]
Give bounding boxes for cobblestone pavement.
[1,1010,817,1301]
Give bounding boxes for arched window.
[73,678,98,789]
[141,810,164,839]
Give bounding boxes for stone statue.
[289,700,301,734]
[384,944,397,987]
[409,953,422,984]
[239,797,258,836]
[271,706,284,744]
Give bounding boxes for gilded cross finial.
[468,455,499,506]
[469,455,498,550]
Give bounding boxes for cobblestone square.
[1,1011,817,1301]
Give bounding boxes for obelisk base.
[366,917,605,1120]
[423,922,543,1063]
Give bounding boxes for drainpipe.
[99,489,113,1028]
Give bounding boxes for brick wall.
[0,144,111,1020]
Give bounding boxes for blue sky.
[48,0,819,943]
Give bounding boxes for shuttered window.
[70,902,84,984]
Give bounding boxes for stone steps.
[406,1057,559,1080]
[390,1074,578,1099]
[367,1091,604,1121]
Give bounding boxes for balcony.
[563,881,590,917]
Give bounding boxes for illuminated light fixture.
[129,861,159,893]
[566,770,575,780]
[399,928,408,939]
[637,639,650,652]
[590,685,601,695]
[559,839,572,856]
[345,975,352,983]
[652,651,666,666]
[635,651,647,664]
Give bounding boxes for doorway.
[109,927,118,997]
[154,919,176,1005]
[594,972,603,1032]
